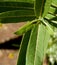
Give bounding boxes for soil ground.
[0,23,25,65]
[0,49,18,65]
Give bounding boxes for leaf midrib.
[0,15,35,19]
[39,0,44,17]
[0,6,34,9]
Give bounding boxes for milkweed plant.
[0,0,57,65]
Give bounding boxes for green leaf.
[26,24,39,65]
[34,24,50,65]
[0,2,34,12]
[41,18,54,35]
[15,19,38,35]
[52,0,57,7]
[0,0,34,12]
[0,1,35,23]
[26,23,50,65]
[34,0,52,18]
[45,13,57,24]
[49,6,57,15]
[0,10,35,23]
[0,0,34,3]
[45,13,56,20]
[45,22,54,36]
[17,30,31,65]
[15,22,34,35]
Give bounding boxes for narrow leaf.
[26,24,39,65]
[45,13,55,20]
[49,7,57,15]
[0,2,34,12]
[26,23,50,65]
[0,10,35,23]
[15,19,38,35]
[41,18,54,35]
[34,0,52,18]
[52,0,57,7]
[17,30,31,65]
[15,22,34,35]
[45,13,57,24]
[34,23,50,65]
